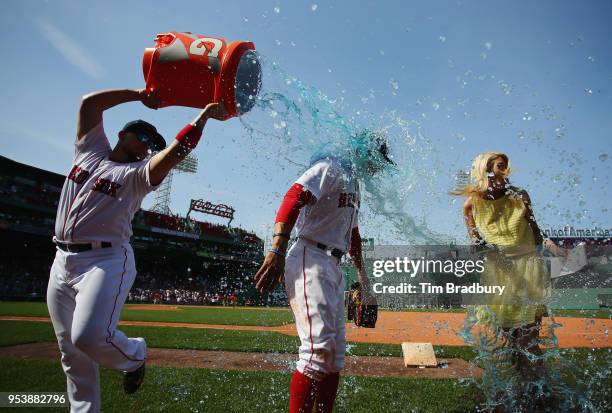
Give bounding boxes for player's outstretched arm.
[255,222,292,293]
[518,189,568,256]
[77,88,160,139]
[147,102,227,186]
[254,184,315,293]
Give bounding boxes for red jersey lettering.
[68,165,90,184]
[91,178,121,197]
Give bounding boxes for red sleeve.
[349,227,362,258]
[275,183,314,226]
[175,124,202,150]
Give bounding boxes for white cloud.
[36,19,105,80]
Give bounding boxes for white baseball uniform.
[47,121,157,412]
[284,157,359,380]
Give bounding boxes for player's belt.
[54,239,112,253]
[299,237,345,259]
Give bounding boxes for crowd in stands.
[0,212,55,235]
[127,287,286,307]
[0,240,285,306]
[0,176,60,211]
[129,288,238,306]
[0,156,272,306]
[0,240,52,299]
[124,256,284,306]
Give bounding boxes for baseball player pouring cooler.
[47,88,227,412]
[255,133,395,413]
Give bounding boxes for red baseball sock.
[290,369,317,413]
[315,372,340,413]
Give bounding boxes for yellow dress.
[472,194,550,329]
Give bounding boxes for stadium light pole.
[151,153,199,215]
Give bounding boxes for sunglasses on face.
[134,133,158,151]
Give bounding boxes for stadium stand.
[0,155,276,305]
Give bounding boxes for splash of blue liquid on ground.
[459,303,610,412]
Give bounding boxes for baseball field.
[0,302,610,412]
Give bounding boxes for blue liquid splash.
[459,303,611,412]
[240,54,443,244]
[238,54,611,412]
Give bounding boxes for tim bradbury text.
[372,282,506,296]
[372,258,485,278]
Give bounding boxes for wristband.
[175,124,202,150]
[273,233,290,239]
[268,248,286,257]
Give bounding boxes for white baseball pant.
[284,239,346,380]
[46,243,146,413]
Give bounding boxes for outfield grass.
[0,352,609,412]
[0,358,483,413]
[550,308,612,319]
[1,320,609,371]
[0,301,295,326]
[0,320,477,361]
[0,321,609,412]
[3,302,610,324]
[387,307,612,319]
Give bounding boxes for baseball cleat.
[123,362,146,394]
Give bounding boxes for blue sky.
[1,1,610,244]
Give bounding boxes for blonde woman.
[454,151,565,410]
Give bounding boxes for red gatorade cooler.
[142,32,262,117]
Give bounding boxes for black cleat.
[123,362,145,394]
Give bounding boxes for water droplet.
[498,80,512,95]
[311,4,318,11]
[389,79,399,96]
[273,6,280,13]
[554,125,566,139]
[439,35,447,43]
